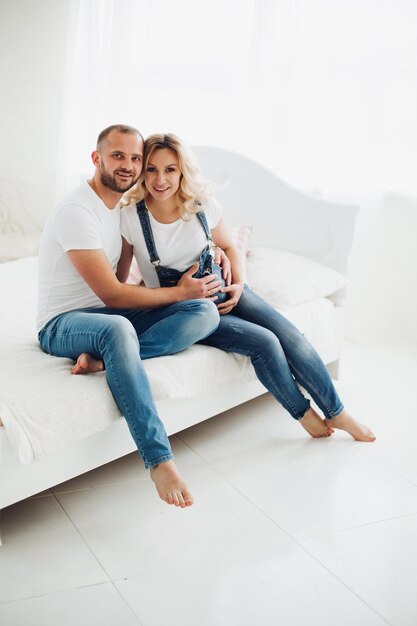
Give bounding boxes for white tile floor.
[1,341,417,626]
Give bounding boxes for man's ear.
[91,150,100,166]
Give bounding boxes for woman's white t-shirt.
[121,198,222,288]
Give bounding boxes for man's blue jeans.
[200,286,344,420]
[38,300,219,468]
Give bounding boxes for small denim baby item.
[136,200,229,304]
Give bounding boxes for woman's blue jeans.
[200,286,344,420]
[38,300,219,468]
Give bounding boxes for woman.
[75,133,375,501]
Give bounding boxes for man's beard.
[100,163,139,193]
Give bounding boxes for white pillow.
[246,247,347,309]
[229,224,253,281]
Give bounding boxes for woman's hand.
[213,247,232,286]
[216,282,244,315]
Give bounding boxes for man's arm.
[67,249,221,309]
[116,237,134,283]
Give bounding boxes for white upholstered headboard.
[0,179,41,261]
[192,146,359,274]
[0,179,41,235]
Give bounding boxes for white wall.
[346,189,417,348]
[0,0,69,231]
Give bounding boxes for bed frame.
[0,147,358,539]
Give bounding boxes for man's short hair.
[96,125,144,151]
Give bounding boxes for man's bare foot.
[71,353,104,375]
[328,410,376,442]
[299,407,334,438]
[150,460,194,508]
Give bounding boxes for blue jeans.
[200,286,344,420]
[38,300,219,468]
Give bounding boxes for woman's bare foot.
[71,353,104,375]
[150,460,194,508]
[299,407,334,438]
[328,410,376,442]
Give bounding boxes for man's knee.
[177,299,219,341]
[102,315,138,348]
[195,299,220,335]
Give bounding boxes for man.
[37,124,221,508]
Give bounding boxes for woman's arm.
[213,246,232,286]
[211,217,245,314]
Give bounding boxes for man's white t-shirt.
[37,182,122,331]
[121,197,222,288]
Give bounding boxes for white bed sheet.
[0,257,337,464]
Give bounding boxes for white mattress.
[0,257,338,464]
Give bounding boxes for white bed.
[0,147,358,519]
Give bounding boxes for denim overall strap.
[196,211,214,247]
[136,202,213,267]
[136,200,161,267]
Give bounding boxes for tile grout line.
[218,465,393,625]
[0,581,112,607]
[352,442,417,490]
[176,434,393,625]
[177,433,417,538]
[297,541,393,626]
[51,493,144,626]
[299,509,417,541]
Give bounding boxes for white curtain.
[56,0,417,346]
[56,0,115,196]
[57,0,417,193]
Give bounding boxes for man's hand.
[67,250,220,309]
[216,282,244,315]
[177,262,222,301]
[213,247,232,286]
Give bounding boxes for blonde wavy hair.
[124,133,210,218]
